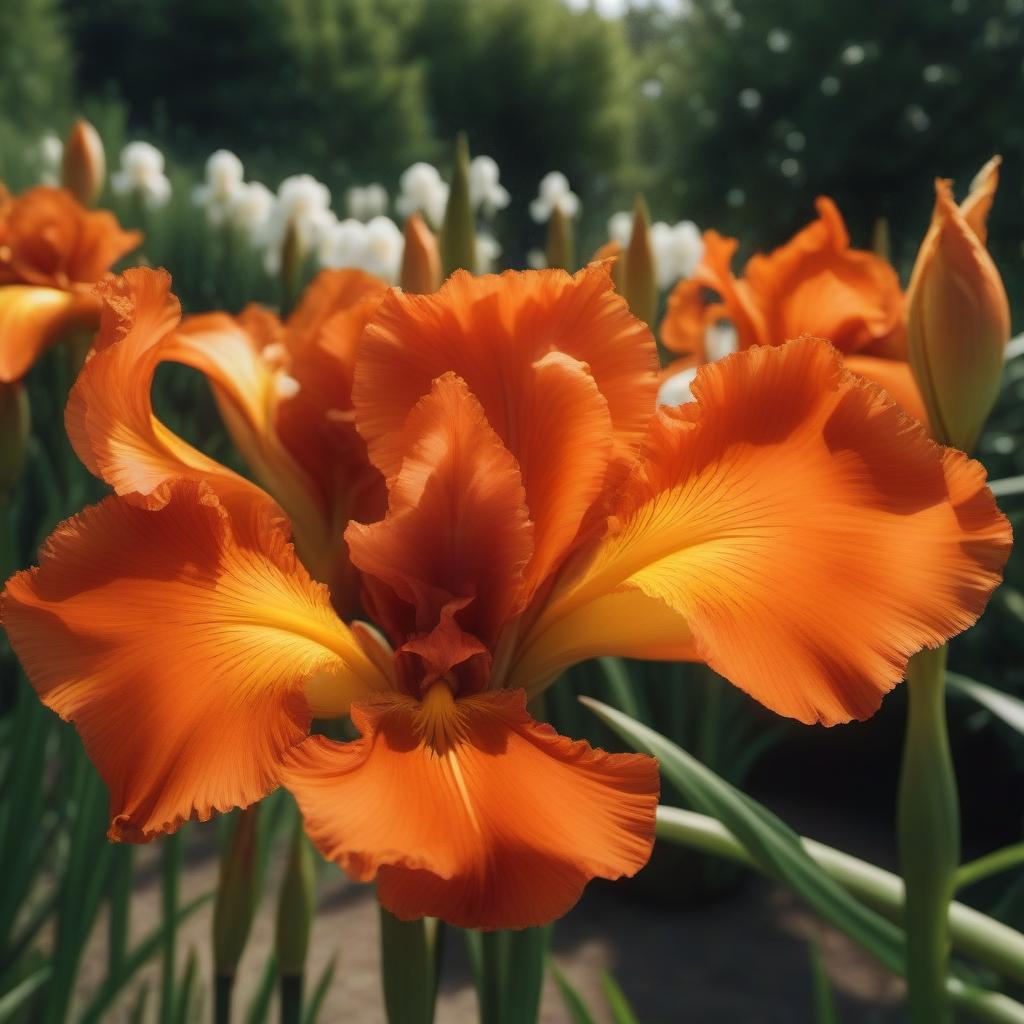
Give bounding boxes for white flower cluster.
[529,172,580,223]
[468,156,510,218]
[36,134,63,186]
[396,162,449,228]
[319,216,404,283]
[608,212,704,289]
[192,150,276,246]
[111,142,172,209]
[261,174,335,275]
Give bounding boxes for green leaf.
[300,956,337,1024]
[245,953,278,1024]
[600,971,641,1024]
[78,891,213,1024]
[947,672,1024,735]
[581,697,905,975]
[379,908,439,1024]
[655,805,1024,986]
[808,941,841,1024]
[548,960,598,1024]
[0,966,50,1023]
[504,927,550,1024]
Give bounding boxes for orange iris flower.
[0,186,140,383]
[659,170,1002,431]
[65,266,389,615]
[1,263,1011,930]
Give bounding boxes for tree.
[646,0,1024,282]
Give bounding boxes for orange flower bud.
[400,212,442,294]
[620,194,657,328]
[544,205,575,272]
[61,119,106,207]
[907,158,1010,452]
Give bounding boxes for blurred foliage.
[631,0,1024,281]
[63,0,433,183]
[411,0,637,255]
[0,0,71,134]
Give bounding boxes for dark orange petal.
[346,373,534,678]
[281,688,657,930]
[744,198,904,354]
[0,285,99,382]
[514,338,1011,725]
[659,278,710,365]
[0,186,139,288]
[673,231,767,352]
[1,480,386,841]
[354,265,656,590]
[843,353,931,433]
[175,272,388,606]
[65,268,266,515]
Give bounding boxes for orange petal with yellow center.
[354,265,654,593]
[1,480,387,841]
[0,285,99,382]
[65,268,268,516]
[346,373,534,677]
[281,688,658,930]
[513,338,1011,725]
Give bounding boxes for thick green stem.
[656,806,1024,986]
[379,908,440,1024]
[898,645,958,1024]
[957,843,1024,892]
[160,832,183,1024]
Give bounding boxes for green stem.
[989,475,1024,498]
[279,974,302,1024]
[655,806,1024,986]
[160,832,183,1024]
[214,973,233,1024]
[479,930,508,1024]
[378,908,439,1024]
[956,843,1024,892]
[898,646,958,1024]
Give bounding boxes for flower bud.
[907,158,1010,452]
[212,806,260,977]
[275,824,316,978]
[440,133,477,277]
[61,119,106,207]
[545,204,575,272]
[400,212,442,294]
[620,194,657,328]
[0,381,30,494]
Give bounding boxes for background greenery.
[4,0,1023,279]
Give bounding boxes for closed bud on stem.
[275,822,317,978]
[401,212,442,294]
[907,158,1009,453]
[212,806,260,978]
[871,216,890,261]
[440,133,477,277]
[545,205,575,272]
[0,381,30,494]
[620,194,657,328]
[280,219,303,314]
[62,119,106,207]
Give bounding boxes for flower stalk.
[898,644,958,1024]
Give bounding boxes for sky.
[563,0,686,17]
